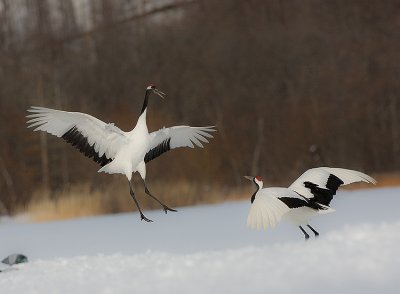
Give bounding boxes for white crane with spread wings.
[27,85,216,222]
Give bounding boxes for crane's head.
[146,84,166,99]
[244,175,263,188]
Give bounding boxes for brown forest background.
[0,0,400,217]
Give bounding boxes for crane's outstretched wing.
[144,126,216,163]
[247,188,292,230]
[26,106,128,166]
[288,167,376,206]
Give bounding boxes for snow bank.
[0,187,399,293]
[1,221,399,294]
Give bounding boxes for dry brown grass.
[25,180,251,222]
[373,172,400,188]
[23,173,400,223]
[341,172,400,190]
[26,184,129,222]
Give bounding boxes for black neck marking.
[250,182,260,203]
[140,89,151,114]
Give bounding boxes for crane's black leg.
[143,181,177,214]
[307,224,319,237]
[129,180,152,222]
[299,226,310,240]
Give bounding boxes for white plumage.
[247,187,291,230]
[147,125,214,150]
[27,107,128,161]
[288,167,376,199]
[246,167,376,239]
[27,85,216,222]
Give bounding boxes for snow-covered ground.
[0,187,399,293]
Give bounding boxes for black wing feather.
[62,126,112,167]
[144,138,171,163]
[279,196,329,211]
[278,197,308,209]
[326,174,344,192]
[303,174,344,206]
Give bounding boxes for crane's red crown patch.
[255,176,262,181]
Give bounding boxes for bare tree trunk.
[390,95,399,166]
[37,76,50,194]
[0,155,15,214]
[54,81,70,187]
[251,117,264,176]
[215,111,242,186]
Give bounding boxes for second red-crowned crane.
[245,167,376,239]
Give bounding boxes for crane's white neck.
[135,108,148,131]
[135,89,151,131]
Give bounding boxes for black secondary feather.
[303,174,344,206]
[62,126,112,167]
[144,138,171,163]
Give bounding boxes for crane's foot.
[299,226,310,241]
[140,214,153,222]
[163,206,178,214]
[144,185,177,214]
[307,224,319,238]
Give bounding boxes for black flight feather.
[62,126,112,167]
[144,138,171,163]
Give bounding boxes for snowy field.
[0,187,399,293]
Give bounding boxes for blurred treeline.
[0,0,399,215]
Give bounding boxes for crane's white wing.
[144,126,216,163]
[247,188,292,230]
[26,106,128,166]
[288,167,376,205]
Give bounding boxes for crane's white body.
[281,201,332,226]
[247,167,376,231]
[98,110,150,180]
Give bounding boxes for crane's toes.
[163,206,178,214]
[140,214,153,222]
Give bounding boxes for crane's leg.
[307,224,319,237]
[128,180,152,222]
[144,182,177,214]
[299,226,310,240]
[137,161,177,214]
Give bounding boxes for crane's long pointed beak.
[154,88,166,99]
[244,176,254,181]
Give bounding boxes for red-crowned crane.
[245,167,376,240]
[27,85,216,222]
